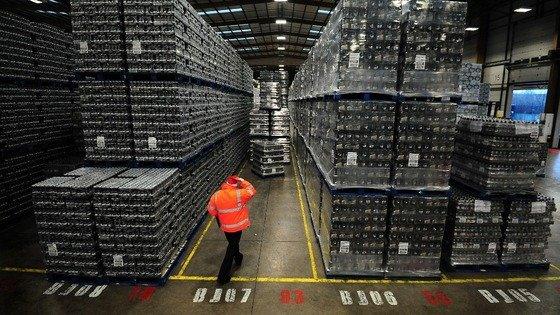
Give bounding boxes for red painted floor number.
[128,285,157,302]
[422,290,453,306]
[280,289,304,304]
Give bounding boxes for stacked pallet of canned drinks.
[444,188,505,267]
[452,118,541,194]
[251,141,287,177]
[400,0,466,98]
[502,195,555,265]
[250,70,291,173]
[0,11,80,224]
[34,129,248,279]
[447,117,556,268]
[457,62,490,117]
[293,135,389,276]
[71,0,252,163]
[289,0,467,277]
[32,0,252,281]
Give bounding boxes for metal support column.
[546,9,560,147]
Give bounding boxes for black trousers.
[217,231,243,282]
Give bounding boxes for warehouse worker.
[207,175,257,285]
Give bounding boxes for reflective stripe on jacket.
[207,178,256,233]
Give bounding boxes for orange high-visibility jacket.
[207,178,256,233]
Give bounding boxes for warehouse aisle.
[173,156,322,280]
[2,155,560,314]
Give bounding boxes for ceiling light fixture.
[30,0,43,3]
[275,19,287,25]
[274,0,288,2]
[277,47,286,51]
[276,36,287,40]
[317,9,331,14]
[514,7,532,13]
[465,27,479,31]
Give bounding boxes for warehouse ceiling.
[1,0,71,30]
[190,0,336,69]
[0,0,546,69]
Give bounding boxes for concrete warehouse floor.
[1,152,560,314]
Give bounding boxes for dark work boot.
[217,276,231,286]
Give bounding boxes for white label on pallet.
[79,41,88,54]
[487,242,497,254]
[515,124,539,139]
[398,242,409,255]
[346,152,358,166]
[348,53,360,68]
[458,216,467,223]
[531,201,546,214]
[340,241,350,254]
[474,200,491,213]
[492,217,501,223]
[512,218,519,224]
[507,243,516,254]
[473,243,480,249]
[96,136,106,149]
[470,121,483,132]
[148,137,158,149]
[47,243,58,256]
[113,254,124,267]
[408,153,419,167]
[414,55,426,70]
[132,40,142,54]
[476,218,484,224]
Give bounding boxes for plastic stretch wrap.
[250,71,290,164]
[72,0,252,163]
[290,0,402,98]
[292,99,395,189]
[71,0,252,91]
[446,189,504,266]
[386,195,448,277]
[34,128,248,279]
[79,81,133,162]
[130,82,251,162]
[452,117,541,194]
[457,104,488,117]
[70,0,124,72]
[502,195,556,265]
[251,140,286,177]
[320,187,388,276]
[33,167,126,277]
[458,62,483,103]
[401,0,467,97]
[394,101,457,190]
[1,11,78,224]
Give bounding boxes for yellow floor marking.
[291,151,319,279]
[178,218,214,276]
[0,267,46,274]
[169,274,560,284]
[551,264,560,273]
[1,267,559,285]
